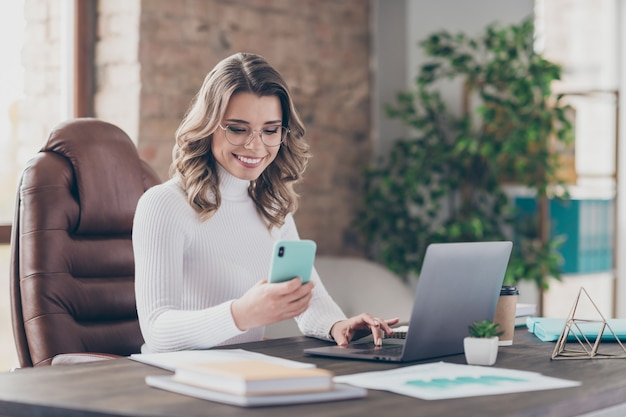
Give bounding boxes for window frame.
[0,0,95,245]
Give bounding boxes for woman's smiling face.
[212,92,283,181]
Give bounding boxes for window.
[0,2,25,228]
[535,0,619,318]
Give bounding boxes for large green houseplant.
[357,18,573,289]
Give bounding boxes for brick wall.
[96,0,372,254]
[24,0,373,256]
[95,0,141,144]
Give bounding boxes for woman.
[133,52,398,353]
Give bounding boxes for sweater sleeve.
[280,215,347,340]
[133,184,245,352]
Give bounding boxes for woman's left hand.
[330,314,400,347]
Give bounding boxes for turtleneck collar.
[217,163,252,200]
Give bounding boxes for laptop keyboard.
[386,325,409,339]
[348,343,404,356]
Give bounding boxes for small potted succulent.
[464,320,504,366]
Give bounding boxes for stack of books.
[146,359,366,407]
[515,303,537,327]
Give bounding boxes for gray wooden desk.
[1,328,626,417]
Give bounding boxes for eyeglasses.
[218,124,289,147]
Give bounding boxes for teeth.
[237,155,262,164]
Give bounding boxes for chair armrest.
[51,353,122,366]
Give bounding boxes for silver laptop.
[304,241,513,362]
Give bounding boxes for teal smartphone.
[268,240,317,284]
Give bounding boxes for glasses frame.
[218,124,290,147]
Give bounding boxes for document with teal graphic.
[334,362,579,400]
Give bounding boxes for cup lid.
[500,285,519,295]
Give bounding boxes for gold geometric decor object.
[552,287,626,360]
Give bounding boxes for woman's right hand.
[231,278,314,331]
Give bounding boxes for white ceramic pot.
[463,336,499,366]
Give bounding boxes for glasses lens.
[261,126,288,146]
[224,124,251,146]
[224,124,288,147]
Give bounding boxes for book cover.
[173,360,334,396]
[146,376,366,407]
[526,317,626,342]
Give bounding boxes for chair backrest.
[10,118,161,367]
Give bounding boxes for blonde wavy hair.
[171,52,310,229]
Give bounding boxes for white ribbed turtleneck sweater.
[133,166,346,353]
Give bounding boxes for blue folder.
[526,317,626,342]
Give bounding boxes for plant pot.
[463,336,499,366]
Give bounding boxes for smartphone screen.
[268,240,317,284]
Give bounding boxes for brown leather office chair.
[10,118,161,367]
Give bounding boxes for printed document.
[334,361,580,400]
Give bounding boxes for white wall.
[371,0,408,158]
[374,0,534,156]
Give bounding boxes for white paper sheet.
[334,361,580,400]
[130,349,315,371]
